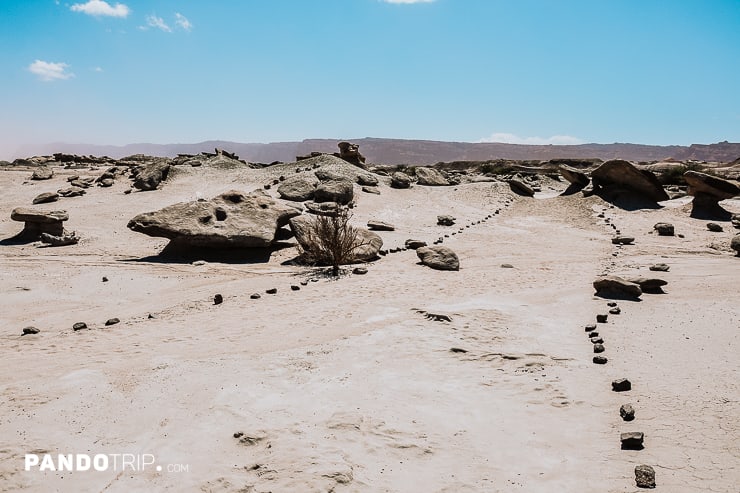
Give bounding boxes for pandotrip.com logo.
[25,453,190,473]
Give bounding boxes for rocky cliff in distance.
[14,138,740,166]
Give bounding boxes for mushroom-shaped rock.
[416,246,460,271]
[415,167,450,186]
[591,160,669,202]
[593,276,642,299]
[683,170,740,217]
[11,208,68,240]
[127,190,301,248]
[288,215,383,263]
[508,179,534,197]
[390,171,412,189]
[277,174,319,202]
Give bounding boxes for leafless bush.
[298,208,367,276]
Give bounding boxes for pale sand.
[0,163,738,492]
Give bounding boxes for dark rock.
[609,307,621,315]
[649,263,670,272]
[509,179,534,197]
[367,220,395,231]
[593,276,642,299]
[593,343,605,353]
[607,301,617,307]
[102,276,109,282]
[584,324,597,332]
[72,322,88,331]
[591,160,669,202]
[128,190,301,248]
[337,141,366,166]
[352,266,368,275]
[250,293,261,299]
[390,171,412,189]
[593,355,608,364]
[32,192,59,204]
[596,314,608,323]
[98,178,114,187]
[706,222,723,232]
[612,236,635,245]
[612,378,632,392]
[416,246,460,271]
[105,318,120,326]
[500,263,514,268]
[559,165,590,187]
[133,160,170,191]
[40,231,80,246]
[10,208,68,240]
[291,285,300,291]
[22,326,40,335]
[589,331,599,337]
[266,288,277,294]
[437,215,456,226]
[214,294,223,305]
[405,239,427,250]
[653,222,675,236]
[620,403,635,421]
[625,277,667,293]
[450,347,468,353]
[57,186,85,197]
[635,464,656,488]
[591,336,604,344]
[620,432,644,450]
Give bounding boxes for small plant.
[298,208,368,276]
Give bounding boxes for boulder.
[127,190,301,248]
[32,192,59,204]
[31,167,53,180]
[653,222,675,236]
[591,160,669,202]
[367,220,395,231]
[289,215,383,263]
[337,141,366,166]
[559,165,590,187]
[684,170,740,217]
[314,179,354,205]
[390,171,412,189]
[277,174,319,202]
[416,246,460,271]
[625,277,667,293]
[133,160,171,191]
[415,167,450,186]
[593,276,642,298]
[10,208,68,240]
[509,179,534,197]
[437,215,456,226]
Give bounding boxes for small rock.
[607,301,617,307]
[593,343,605,353]
[32,192,60,204]
[450,347,468,353]
[105,318,120,326]
[214,294,223,305]
[192,260,207,266]
[620,403,635,421]
[266,288,277,294]
[353,266,368,275]
[437,215,455,226]
[291,285,300,291]
[649,263,670,272]
[653,222,675,236]
[73,322,88,331]
[621,431,644,450]
[588,331,599,337]
[584,324,597,332]
[596,314,608,323]
[612,378,632,392]
[609,307,621,315]
[635,464,656,488]
[300,281,308,286]
[250,293,261,299]
[22,326,40,336]
[148,314,156,319]
[367,220,395,231]
[591,337,604,344]
[405,239,427,250]
[707,222,723,232]
[500,263,514,268]
[612,236,635,245]
[102,276,108,282]
[593,355,608,364]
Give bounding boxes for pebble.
[596,314,608,323]
[612,378,632,392]
[593,344,605,353]
[620,403,635,421]
[22,326,40,336]
[635,464,656,488]
[620,432,644,450]
[250,293,261,299]
[73,322,88,331]
[593,355,608,364]
[214,294,223,305]
[105,318,120,326]
[266,288,277,294]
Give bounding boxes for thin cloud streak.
[479,132,584,145]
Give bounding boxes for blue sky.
[1,0,739,158]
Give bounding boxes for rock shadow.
[123,241,296,264]
[593,187,662,211]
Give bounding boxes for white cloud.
[479,133,584,145]
[93,66,104,72]
[146,14,172,32]
[70,0,130,18]
[28,60,74,81]
[175,13,192,31]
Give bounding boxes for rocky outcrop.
[314,179,354,205]
[390,172,412,189]
[508,179,534,197]
[416,246,460,271]
[337,142,366,167]
[415,167,450,186]
[127,190,301,248]
[10,208,68,240]
[683,170,740,218]
[132,160,171,191]
[591,160,669,203]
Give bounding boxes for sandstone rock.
[22,326,40,335]
[356,173,379,187]
[127,190,301,248]
[509,179,534,197]
[98,178,114,187]
[415,167,450,186]
[620,403,635,421]
[416,246,460,271]
[337,141,366,166]
[707,222,723,232]
[277,174,319,202]
[57,186,85,197]
[591,160,669,202]
[390,171,412,189]
[10,208,68,239]
[367,220,395,231]
[31,167,53,180]
[362,186,380,195]
[133,160,170,191]
[353,266,368,275]
[612,378,632,392]
[635,464,656,488]
[32,192,59,204]
[649,263,670,272]
[40,231,80,246]
[559,165,590,187]
[73,322,88,331]
[437,215,456,226]
[314,179,354,205]
[621,432,644,450]
[626,277,667,293]
[684,171,740,217]
[405,239,428,250]
[105,318,120,326]
[653,222,675,236]
[593,276,643,298]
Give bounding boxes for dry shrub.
[298,208,368,276]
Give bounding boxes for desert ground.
[0,153,738,492]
